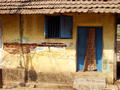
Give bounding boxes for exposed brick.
[3,42,67,54]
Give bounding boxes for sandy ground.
[0,85,119,90]
[1,84,119,90]
[1,88,75,90]
[1,82,120,90]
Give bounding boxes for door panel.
[95,27,103,71]
[77,27,88,71]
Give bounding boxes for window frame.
[44,15,73,39]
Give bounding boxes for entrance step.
[73,77,106,90]
[102,84,119,90]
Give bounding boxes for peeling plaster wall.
[0,15,21,69]
[22,14,76,73]
[0,13,115,83]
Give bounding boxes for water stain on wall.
[103,60,110,72]
[12,37,30,43]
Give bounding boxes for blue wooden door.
[95,27,103,71]
[77,27,103,71]
[77,27,88,71]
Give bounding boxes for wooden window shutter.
[45,16,60,38]
[60,15,73,39]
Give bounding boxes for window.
[44,15,73,39]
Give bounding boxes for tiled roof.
[0,0,120,14]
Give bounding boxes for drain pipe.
[19,14,28,83]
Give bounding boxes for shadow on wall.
[28,70,37,81]
[0,69,3,88]
[25,47,38,82]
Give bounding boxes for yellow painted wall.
[23,14,76,73]
[0,15,21,68]
[0,13,115,83]
[0,15,20,43]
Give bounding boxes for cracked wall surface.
[0,13,115,83]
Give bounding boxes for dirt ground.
[0,84,120,90]
[1,88,75,90]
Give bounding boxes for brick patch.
[39,42,67,47]
[3,42,67,54]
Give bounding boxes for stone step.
[73,77,106,90]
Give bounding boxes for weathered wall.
[22,14,76,73]
[0,15,21,69]
[74,13,115,83]
[0,13,115,83]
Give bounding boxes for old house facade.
[0,0,120,87]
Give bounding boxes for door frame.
[76,26,103,72]
[0,21,2,88]
[0,21,2,67]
